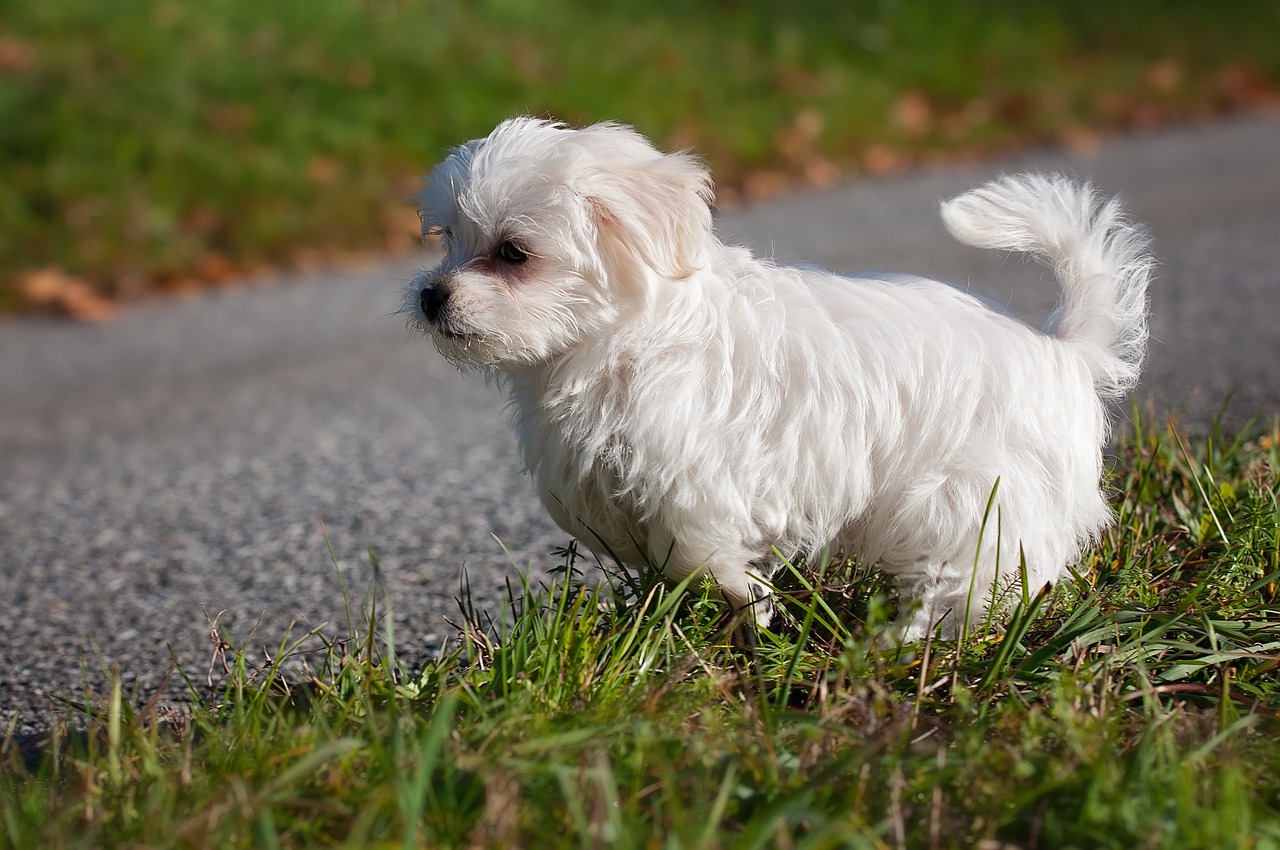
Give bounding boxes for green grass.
[3,415,1279,848]
[3,1,1279,310]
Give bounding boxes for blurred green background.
[2,0,1277,314]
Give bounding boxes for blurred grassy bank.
[2,0,1278,315]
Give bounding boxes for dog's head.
[406,118,713,369]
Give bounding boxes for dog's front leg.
[697,554,778,632]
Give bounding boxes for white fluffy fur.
[406,118,1153,641]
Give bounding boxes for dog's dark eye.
[497,241,528,264]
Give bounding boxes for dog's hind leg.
[890,557,980,643]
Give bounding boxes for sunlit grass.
[3,415,1279,848]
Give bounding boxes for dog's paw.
[747,581,775,630]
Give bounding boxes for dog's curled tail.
[940,173,1153,400]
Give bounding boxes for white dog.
[406,118,1152,641]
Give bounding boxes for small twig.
[202,607,233,688]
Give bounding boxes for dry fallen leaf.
[19,267,118,321]
[892,91,933,136]
[741,170,791,203]
[0,34,34,73]
[775,108,824,164]
[801,156,841,189]
[1058,124,1101,154]
[197,251,235,282]
[1146,59,1182,94]
[862,144,905,175]
[307,155,341,186]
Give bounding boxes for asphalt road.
[2,113,1278,735]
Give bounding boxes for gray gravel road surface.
[2,113,1278,735]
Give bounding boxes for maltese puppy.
[405,118,1151,641]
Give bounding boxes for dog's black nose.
[420,285,447,324]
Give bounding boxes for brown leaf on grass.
[1093,89,1136,124]
[197,251,235,283]
[774,108,824,164]
[741,170,791,203]
[1214,61,1280,109]
[940,100,993,141]
[1058,124,1101,154]
[801,156,841,189]
[181,204,222,237]
[0,34,34,73]
[773,109,840,190]
[289,247,328,273]
[1145,59,1182,94]
[306,155,341,186]
[892,91,933,136]
[862,144,905,175]
[345,61,375,88]
[202,104,253,134]
[19,268,118,322]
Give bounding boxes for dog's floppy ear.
[574,124,714,295]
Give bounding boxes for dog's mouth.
[429,323,493,359]
[407,307,479,344]
[436,325,477,343]
[430,330,509,371]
